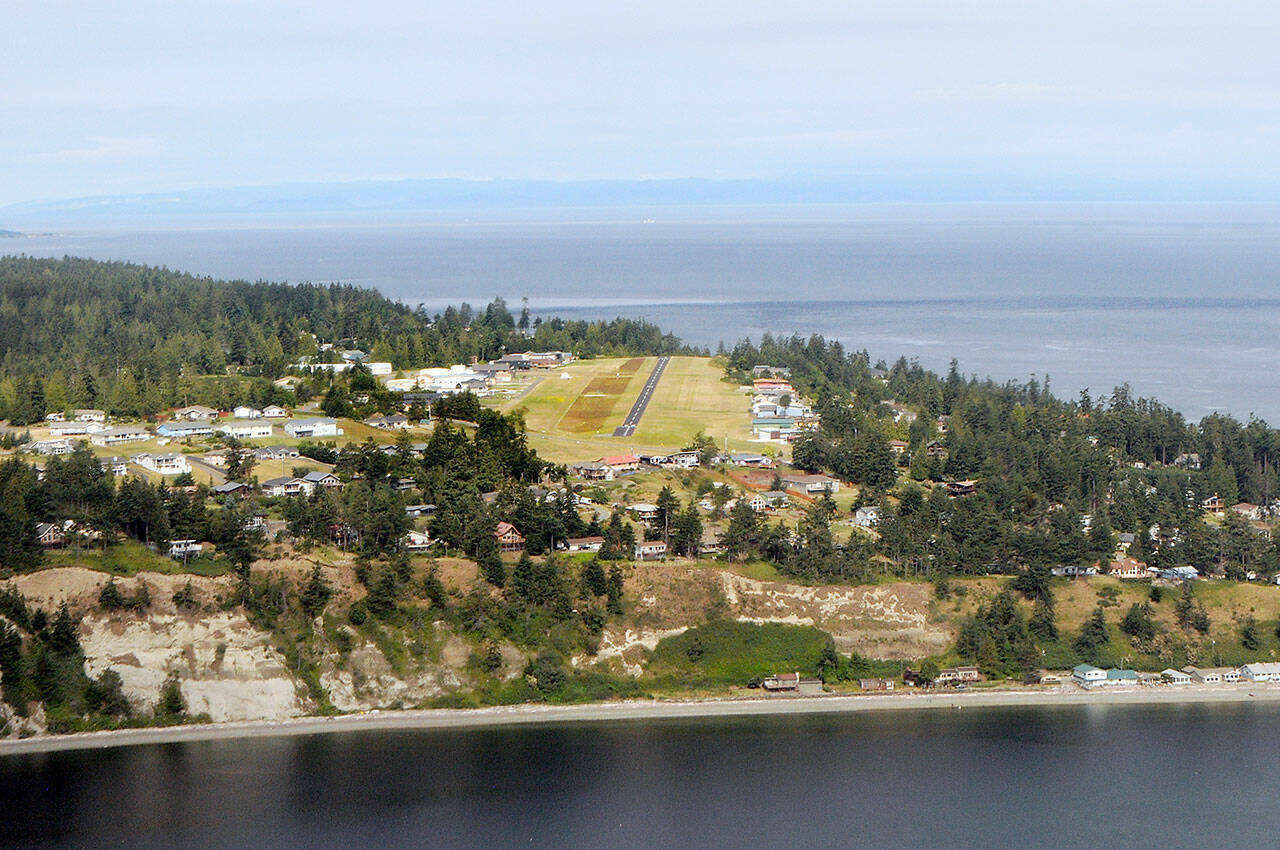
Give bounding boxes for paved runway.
[612,356,669,437]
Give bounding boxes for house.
[253,445,300,461]
[35,522,65,547]
[44,412,65,422]
[90,426,149,446]
[1185,666,1240,684]
[262,405,288,419]
[1157,566,1199,582]
[404,504,436,518]
[1052,565,1098,577]
[1038,671,1063,686]
[1240,662,1280,682]
[727,452,773,468]
[748,494,768,513]
[935,666,983,686]
[854,506,881,528]
[132,453,191,475]
[699,533,725,555]
[1072,664,1107,687]
[365,414,410,430]
[301,470,341,490]
[926,440,947,458]
[263,476,307,497]
[946,480,978,497]
[601,454,640,474]
[232,406,262,419]
[1108,557,1149,579]
[102,456,129,476]
[761,490,790,509]
[173,405,218,420]
[633,540,667,560]
[168,539,203,558]
[570,461,615,481]
[202,448,230,467]
[780,473,840,494]
[403,530,434,552]
[1174,452,1202,470]
[217,420,274,440]
[49,420,102,437]
[887,440,909,456]
[74,409,106,423]
[1161,668,1192,685]
[1201,494,1225,514]
[494,521,526,552]
[1232,502,1263,521]
[628,503,659,522]
[1106,668,1139,686]
[859,678,895,691]
[284,417,343,438]
[669,451,701,468]
[762,673,823,695]
[27,439,77,456]
[1117,532,1136,552]
[156,420,214,439]
[566,536,605,552]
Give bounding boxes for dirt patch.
[560,375,635,433]
[613,561,953,663]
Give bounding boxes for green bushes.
[649,621,837,685]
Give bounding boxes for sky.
[4,0,1280,206]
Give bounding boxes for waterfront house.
[859,678,895,691]
[1038,671,1063,685]
[762,673,823,695]
[1240,662,1280,682]
[1072,664,1107,687]
[1161,668,1192,685]
[494,521,526,552]
[935,666,983,686]
[1106,669,1139,686]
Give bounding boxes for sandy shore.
[4,683,1279,756]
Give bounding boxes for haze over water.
[9,203,1280,420]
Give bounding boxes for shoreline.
[5,683,1280,757]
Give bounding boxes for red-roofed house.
[1108,557,1149,580]
[601,455,640,473]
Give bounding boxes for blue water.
[2,704,1278,848]
[6,203,1280,420]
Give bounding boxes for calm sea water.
[3,704,1278,848]
[7,203,1280,420]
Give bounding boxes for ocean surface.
[3,703,1279,848]
[6,203,1280,421]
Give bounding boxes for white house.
[232,405,262,419]
[91,426,149,446]
[132,453,191,475]
[217,420,274,440]
[854,506,882,528]
[49,421,103,436]
[156,420,214,439]
[74,409,106,422]
[261,476,307,497]
[27,439,77,456]
[1240,662,1280,682]
[301,470,342,489]
[1161,668,1192,685]
[1072,664,1107,687]
[262,405,288,419]
[284,417,343,438]
[103,456,129,476]
[173,405,218,420]
[168,539,203,558]
[403,530,434,552]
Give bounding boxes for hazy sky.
[4,1,1280,205]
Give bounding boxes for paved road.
[613,356,669,437]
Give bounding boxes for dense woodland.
[725,333,1280,586]
[0,256,695,423]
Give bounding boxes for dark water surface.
[3,703,1278,848]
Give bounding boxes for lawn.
[43,539,233,577]
[497,355,764,464]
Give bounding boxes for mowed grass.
[496,355,766,464]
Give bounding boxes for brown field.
[559,374,643,433]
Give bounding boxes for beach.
[5,682,1279,756]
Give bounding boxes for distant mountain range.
[3,175,1277,226]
